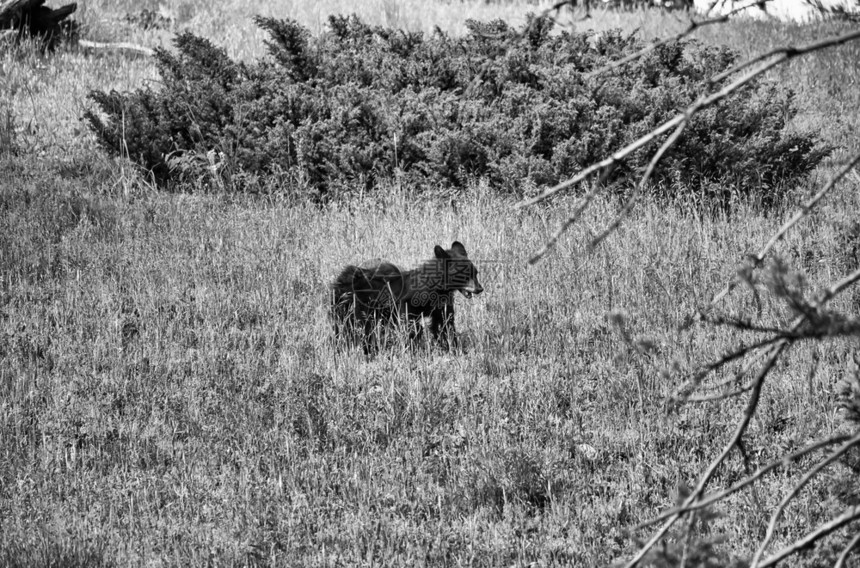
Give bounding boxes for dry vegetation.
[1,0,860,566]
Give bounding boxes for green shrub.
[85,15,830,207]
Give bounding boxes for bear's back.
[341,261,405,301]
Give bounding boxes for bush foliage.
[85,15,830,204]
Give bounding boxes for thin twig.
[624,342,781,568]
[527,168,616,265]
[707,151,860,309]
[522,30,860,262]
[586,0,774,79]
[751,432,860,567]
[758,506,860,568]
[517,114,683,209]
[680,320,860,402]
[589,119,687,251]
[688,313,860,399]
[631,265,860,566]
[816,266,860,307]
[835,530,860,568]
[670,326,777,404]
[527,208,588,266]
[703,315,792,335]
[671,337,781,404]
[676,265,860,402]
[635,433,852,529]
[529,119,686,261]
[710,28,860,84]
[682,382,756,403]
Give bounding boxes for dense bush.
[85,15,830,205]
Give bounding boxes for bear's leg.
[430,305,457,351]
[362,316,381,355]
[333,297,357,348]
[407,317,425,350]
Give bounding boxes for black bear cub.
[331,241,483,352]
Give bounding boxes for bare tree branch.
[527,169,617,265]
[758,506,860,568]
[588,119,687,251]
[835,530,860,568]
[682,382,757,403]
[671,336,784,404]
[673,265,860,403]
[707,151,860,310]
[630,264,860,566]
[521,30,860,263]
[514,8,860,565]
[635,433,854,530]
[710,28,860,84]
[585,0,774,79]
[517,113,683,210]
[529,118,688,262]
[751,433,860,567]
[816,266,860,307]
[624,341,781,568]
[702,315,788,334]
[686,313,860,400]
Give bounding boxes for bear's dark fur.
[331,241,483,352]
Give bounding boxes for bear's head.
[433,241,484,299]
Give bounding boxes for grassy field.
[2,1,860,566]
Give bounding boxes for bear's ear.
[451,241,467,256]
[434,245,450,259]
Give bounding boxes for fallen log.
[78,39,154,56]
[0,0,78,49]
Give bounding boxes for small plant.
[0,102,17,157]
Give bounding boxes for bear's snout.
[461,279,483,299]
